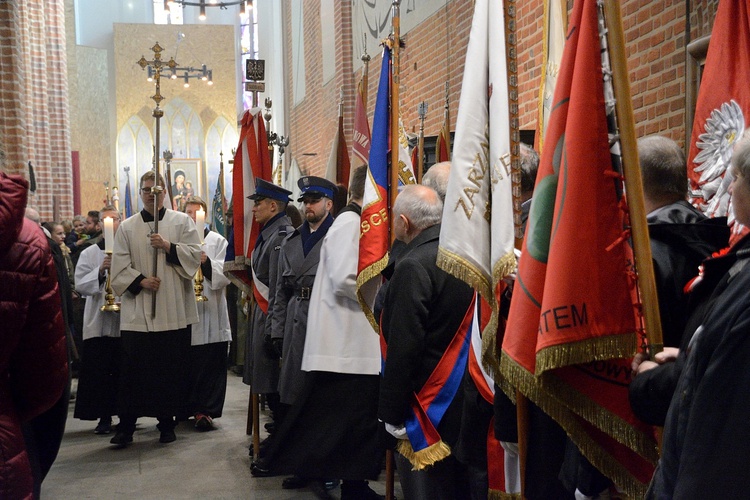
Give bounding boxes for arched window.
[117,116,153,212]
[205,116,239,201]
[163,97,204,159]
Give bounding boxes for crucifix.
[137,42,177,318]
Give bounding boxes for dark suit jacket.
[378,224,474,447]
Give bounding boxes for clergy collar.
[141,207,167,222]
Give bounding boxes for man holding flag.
[378,184,474,500]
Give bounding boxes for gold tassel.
[396,439,452,471]
[499,353,655,500]
[356,254,390,331]
[489,490,522,500]
[436,247,493,303]
[535,333,637,374]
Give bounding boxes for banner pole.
[603,0,663,354]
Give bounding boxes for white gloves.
[385,423,408,440]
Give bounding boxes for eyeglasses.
[140,186,165,195]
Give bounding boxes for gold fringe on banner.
[540,368,659,461]
[396,439,452,471]
[499,353,655,499]
[481,251,519,376]
[436,248,493,305]
[535,332,637,374]
[489,490,522,500]
[356,254,390,331]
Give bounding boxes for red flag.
[500,1,657,497]
[688,1,750,244]
[356,48,392,327]
[410,141,419,170]
[435,102,451,163]
[325,115,351,188]
[226,109,272,289]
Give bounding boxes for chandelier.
[164,0,252,20]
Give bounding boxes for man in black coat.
[628,136,728,426]
[378,184,474,500]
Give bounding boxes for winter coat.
[0,173,68,499]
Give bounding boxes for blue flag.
[124,170,133,218]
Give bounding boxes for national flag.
[124,169,133,218]
[435,93,451,163]
[437,0,515,375]
[357,48,392,327]
[211,159,227,237]
[537,0,567,153]
[500,1,658,497]
[227,108,273,289]
[325,109,351,188]
[688,0,750,244]
[356,46,416,327]
[352,75,372,169]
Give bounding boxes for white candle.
[196,208,205,243]
[103,216,114,253]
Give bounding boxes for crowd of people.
[4,133,750,499]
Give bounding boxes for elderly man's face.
[729,166,750,226]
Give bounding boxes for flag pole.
[417,101,427,183]
[442,81,451,159]
[502,0,529,495]
[385,6,401,497]
[219,152,226,239]
[389,1,402,247]
[603,0,663,354]
[362,33,370,111]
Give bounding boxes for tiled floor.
[42,372,399,499]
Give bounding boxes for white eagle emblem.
[691,100,745,218]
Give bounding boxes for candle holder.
[101,251,121,313]
[194,266,208,302]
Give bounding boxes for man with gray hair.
[378,184,474,499]
[422,161,451,202]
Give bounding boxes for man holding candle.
[73,206,122,435]
[182,196,231,431]
[110,171,201,447]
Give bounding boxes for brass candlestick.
[101,251,120,312]
[194,265,208,302]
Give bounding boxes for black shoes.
[250,459,276,477]
[109,431,133,448]
[194,413,214,431]
[94,418,112,435]
[341,480,385,500]
[159,429,177,443]
[281,476,309,489]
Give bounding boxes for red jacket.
[0,173,68,499]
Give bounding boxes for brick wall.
[0,0,72,220]
[285,0,720,171]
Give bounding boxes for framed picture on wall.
[159,158,205,212]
